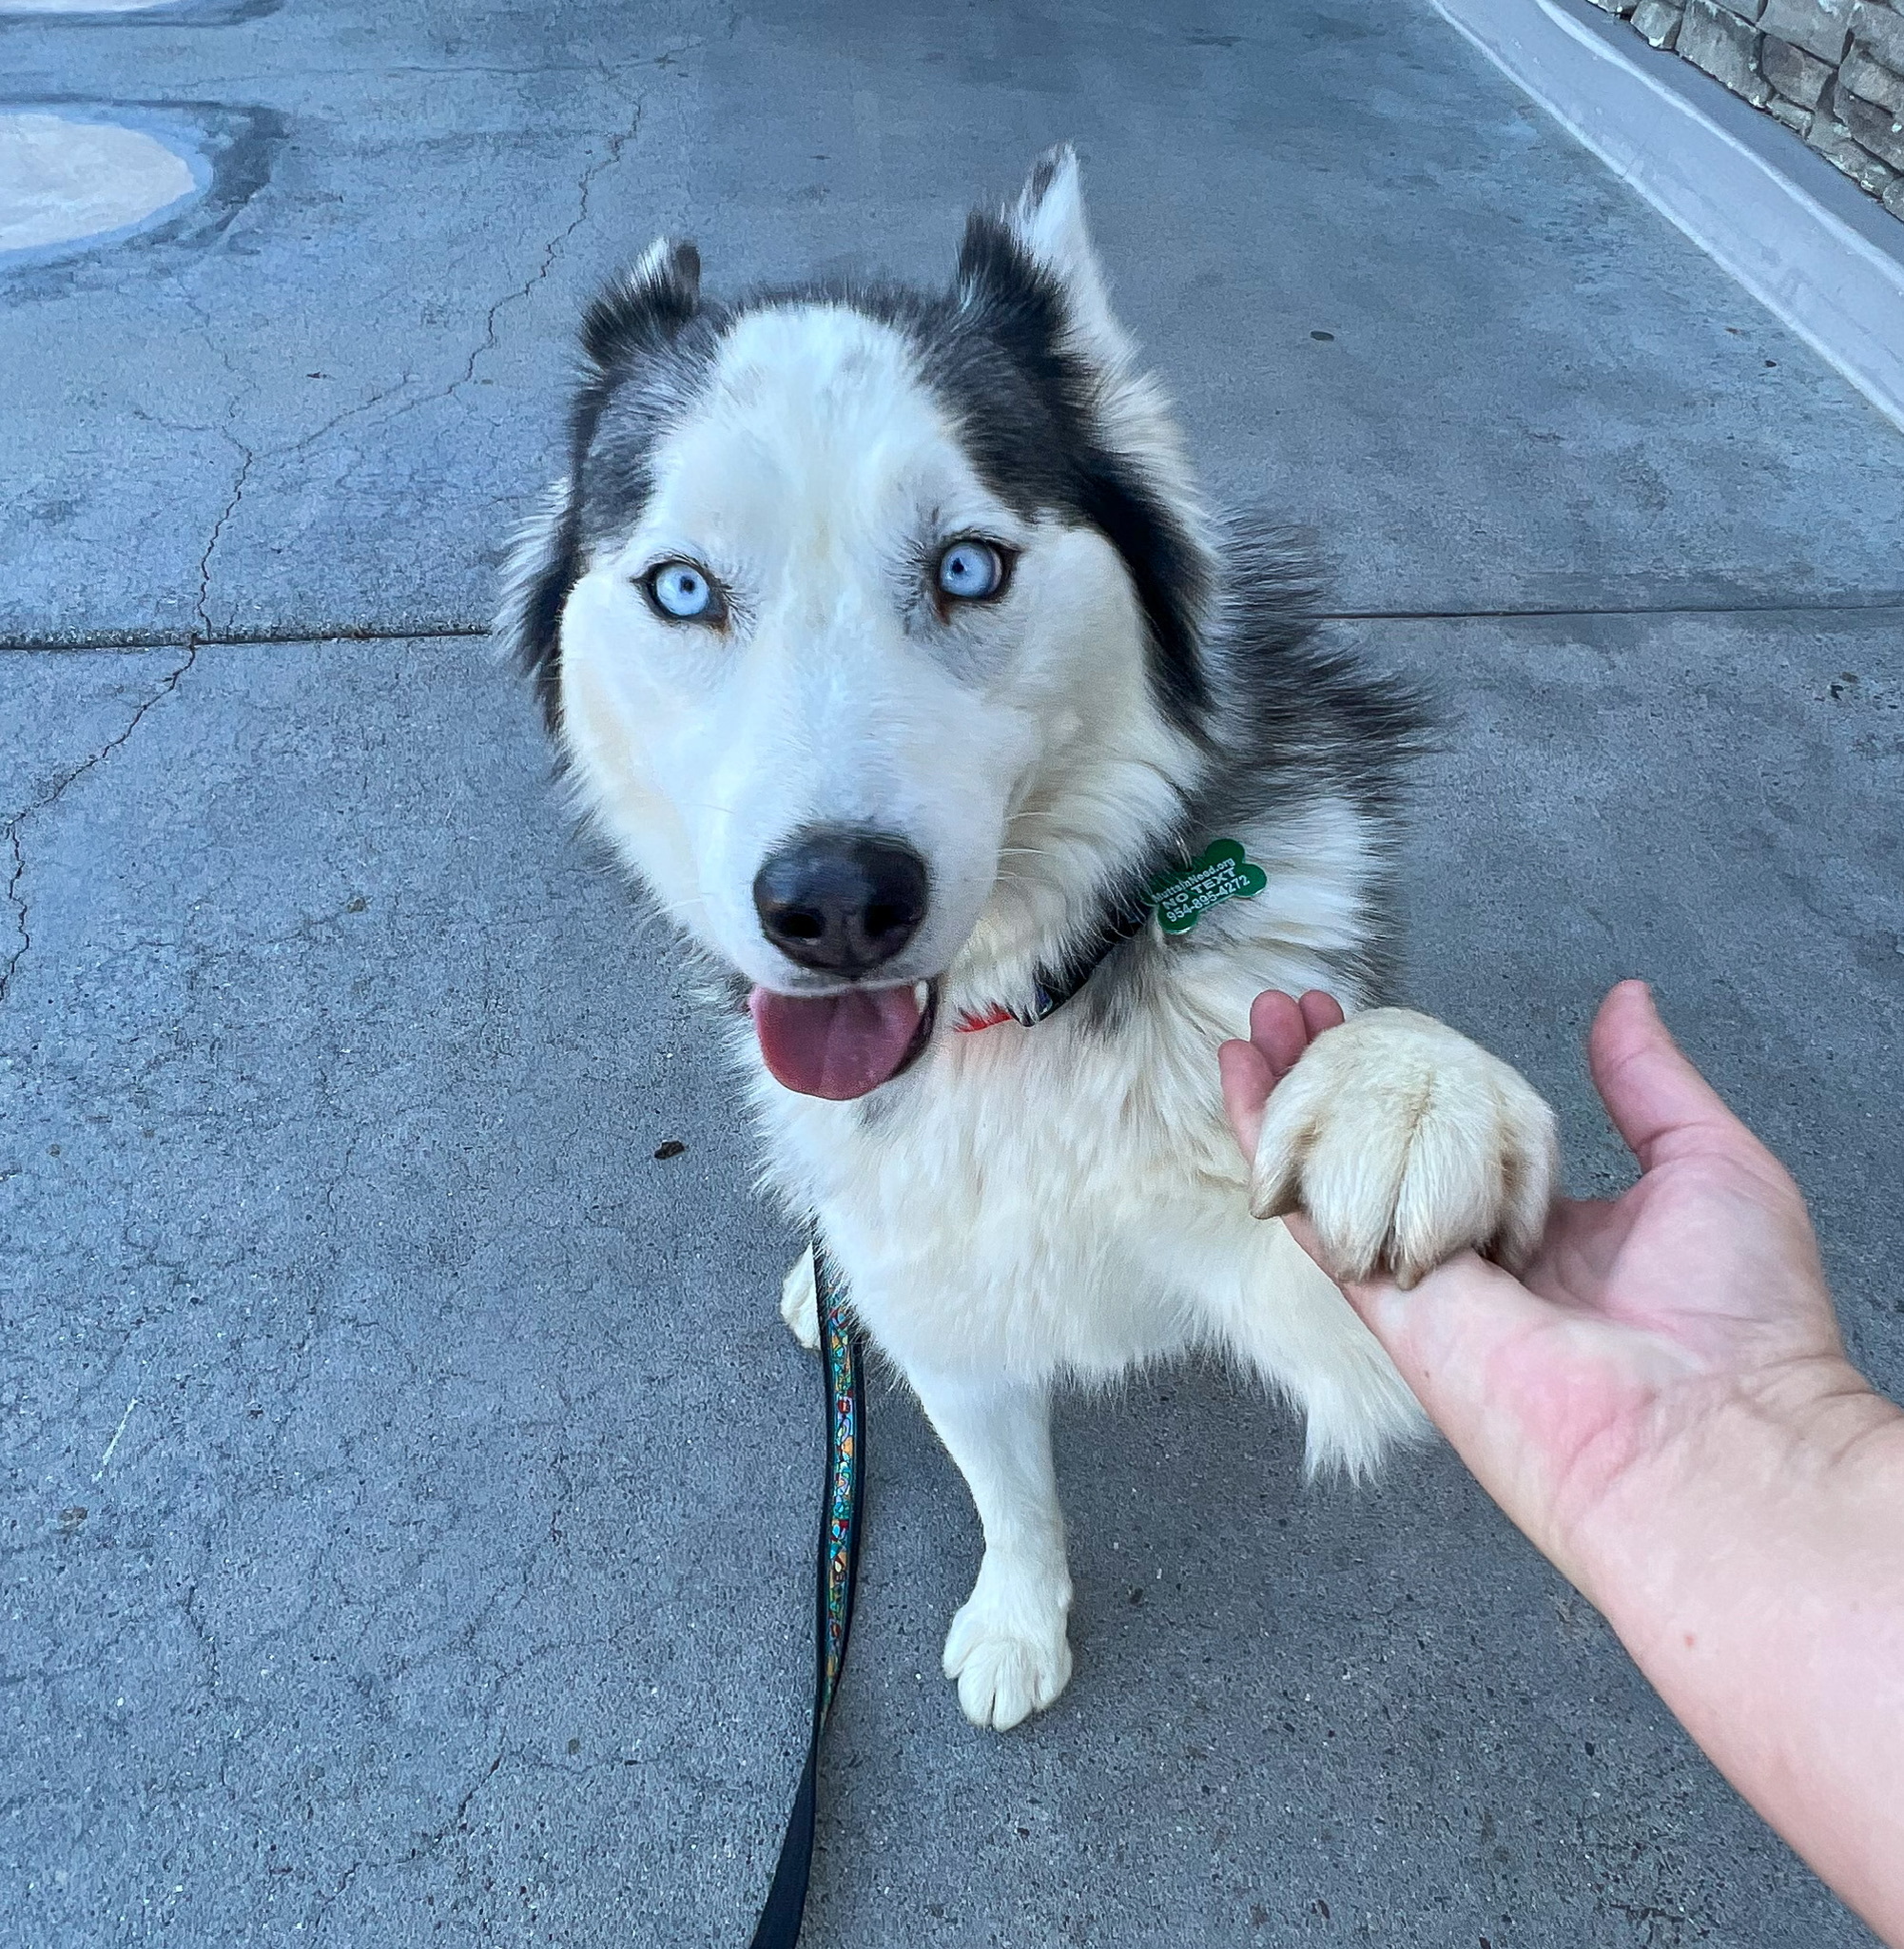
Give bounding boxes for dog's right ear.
[579,236,702,375]
[496,239,703,728]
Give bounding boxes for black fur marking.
[1022,150,1062,206]
[910,214,1213,741]
[1139,516,1429,1012]
[1196,516,1430,836]
[579,243,701,370]
[500,244,717,731]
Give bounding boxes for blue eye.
[936,539,1006,603]
[645,559,723,621]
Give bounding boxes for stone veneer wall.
[1586,0,1904,217]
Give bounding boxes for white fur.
[1250,1008,1558,1289]
[780,1244,820,1351]
[541,157,1559,1731]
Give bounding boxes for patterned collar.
[954,899,1153,1033]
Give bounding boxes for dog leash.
[744,844,1261,1941]
[748,1241,864,1949]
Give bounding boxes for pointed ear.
[579,236,701,375]
[1002,145,1132,372]
[976,146,1200,516]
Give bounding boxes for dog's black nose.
[753,830,930,975]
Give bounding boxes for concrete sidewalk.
[3,2,1899,1944]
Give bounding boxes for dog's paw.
[1250,1006,1558,1289]
[779,1247,820,1352]
[942,1569,1073,1731]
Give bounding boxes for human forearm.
[1347,1250,1904,1942]
[1572,1374,1904,1948]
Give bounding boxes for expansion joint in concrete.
[6,598,1904,658]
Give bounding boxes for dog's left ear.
[1000,145,1135,376]
[970,146,1204,536]
[579,235,702,377]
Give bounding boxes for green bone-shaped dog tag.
[1148,839,1269,934]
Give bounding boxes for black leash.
[748,1241,864,1949]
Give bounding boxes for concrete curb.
[1432,0,1904,430]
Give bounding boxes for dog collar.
[954,901,1151,1034]
[952,836,1272,1033]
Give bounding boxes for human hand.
[1219,981,1869,1588]
[1223,983,1904,1944]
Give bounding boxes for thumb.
[1282,1212,1605,1582]
[1586,982,1744,1172]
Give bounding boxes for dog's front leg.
[910,1370,1073,1731]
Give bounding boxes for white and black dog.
[500,149,1558,1731]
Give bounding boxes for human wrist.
[1564,1355,1904,1629]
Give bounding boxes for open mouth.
[748,978,941,1101]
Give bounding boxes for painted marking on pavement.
[92,1396,140,1482]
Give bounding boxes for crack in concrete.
[0,650,198,1008]
[314,81,649,483]
[159,82,649,490]
[166,266,264,426]
[197,442,257,639]
[272,370,422,462]
[454,90,645,402]
[0,443,250,1008]
[305,1748,506,1939]
[195,440,255,642]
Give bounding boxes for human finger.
[1219,1036,1276,1162]
[1280,1212,1551,1374]
[1297,989,1346,1039]
[1247,989,1311,1079]
[1282,1211,1592,1571]
[1587,981,1756,1173]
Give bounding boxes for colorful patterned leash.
[748,1239,864,1949]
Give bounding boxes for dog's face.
[502,150,1212,1099]
[559,302,1081,1019]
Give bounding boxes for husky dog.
[500,148,1558,1731]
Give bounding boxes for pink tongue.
[749,984,925,1100]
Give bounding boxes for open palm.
[1220,981,1851,1580]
